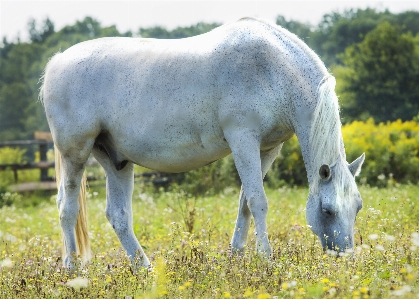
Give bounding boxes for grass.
[1,183,418,298]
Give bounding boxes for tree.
[0,17,130,142]
[310,8,394,65]
[275,15,312,42]
[28,18,55,43]
[334,22,419,122]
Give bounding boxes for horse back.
[41,18,327,171]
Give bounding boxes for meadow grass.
[1,183,418,298]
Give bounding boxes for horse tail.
[55,147,91,264]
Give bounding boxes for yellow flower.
[352,290,361,296]
[321,278,329,284]
[224,292,231,298]
[406,274,414,280]
[360,287,369,294]
[257,293,271,299]
[244,288,253,297]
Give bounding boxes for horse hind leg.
[92,146,150,269]
[55,141,93,269]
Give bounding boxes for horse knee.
[246,195,268,216]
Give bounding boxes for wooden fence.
[0,132,173,192]
[0,131,55,191]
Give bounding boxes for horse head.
[306,153,365,253]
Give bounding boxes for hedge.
[181,118,419,192]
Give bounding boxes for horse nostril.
[321,202,336,216]
[322,208,333,216]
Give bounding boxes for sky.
[1,0,419,42]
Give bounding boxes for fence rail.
[1,132,174,191]
[0,131,54,183]
[1,132,173,191]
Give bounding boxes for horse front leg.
[225,129,272,257]
[230,143,283,255]
[92,148,150,269]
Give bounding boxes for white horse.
[40,17,365,269]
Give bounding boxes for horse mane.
[309,76,356,207]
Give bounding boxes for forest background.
[1,8,419,191]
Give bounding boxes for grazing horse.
[40,17,365,269]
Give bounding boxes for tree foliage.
[275,16,312,43]
[280,8,419,66]
[334,22,419,122]
[0,9,418,144]
[0,17,131,142]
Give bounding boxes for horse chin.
[318,233,354,255]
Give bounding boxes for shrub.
[343,118,419,185]
[182,118,419,192]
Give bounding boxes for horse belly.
[118,132,231,172]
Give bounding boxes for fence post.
[39,142,48,181]
[34,131,53,182]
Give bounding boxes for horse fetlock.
[63,253,78,271]
[230,236,246,253]
[130,250,151,270]
[255,233,272,257]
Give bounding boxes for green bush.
[343,118,419,186]
[181,118,419,192]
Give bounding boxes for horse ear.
[349,153,365,177]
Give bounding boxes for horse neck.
[295,76,346,188]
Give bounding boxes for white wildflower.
[377,174,385,180]
[384,234,395,242]
[4,233,17,242]
[375,244,385,251]
[392,285,411,296]
[328,288,337,295]
[368,234,378,241]
[1,258,13,268]
[411,232,419,246]
[345,248,354,254]
[66,277,88,291]
[326,249,337,256]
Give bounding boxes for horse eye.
[319,164,331,180]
